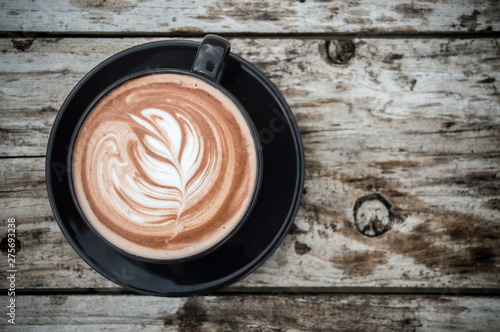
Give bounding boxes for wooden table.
[1,1,499,330]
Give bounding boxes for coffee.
[71,73,259,260]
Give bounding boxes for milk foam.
[72,73,258,260]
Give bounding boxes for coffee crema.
[71,73,259,260]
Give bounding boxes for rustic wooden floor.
[0,1,499,331]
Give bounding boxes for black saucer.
[46,40,304,296]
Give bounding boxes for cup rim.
[67,68,264,264]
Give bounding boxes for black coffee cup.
[46,35,304,296]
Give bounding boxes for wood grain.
[2,294,499,331]
[0,37,499,289]
[0,0,498,35]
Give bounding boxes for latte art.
[96,108,218,229]
[72,74,259,260]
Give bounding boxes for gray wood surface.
[1,294,499,331]
[0,0,499,330]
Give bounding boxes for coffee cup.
[68,35,262,262]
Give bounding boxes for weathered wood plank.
[0,37,499,289]
[0,0,498,35]
[1,294,499,331]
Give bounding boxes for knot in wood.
[0,236,21,254]
[11,38,35,52]
[326,40,355,65]
[353,193,392,237]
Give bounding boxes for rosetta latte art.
[72,74,258,260]
[98,108,219,231]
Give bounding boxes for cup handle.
[191,34,231,84]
